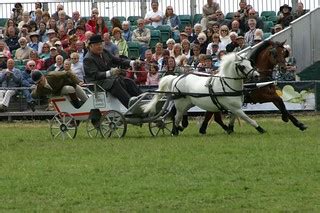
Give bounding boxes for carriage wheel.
[50,112,77,140]
[86,119,102,138]
[99,110,127,138]
[148,119,173,136]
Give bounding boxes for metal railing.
[0,0,319,19]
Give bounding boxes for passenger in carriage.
[31,70,88,109]
[83,35,142,108]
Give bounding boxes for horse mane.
[249,40,285,66]
[219,53,237,76]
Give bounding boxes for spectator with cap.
[54,40,68,60]
[0,59,22,112]
[42,45,59,70]
[46,29,58,47]
[144,1,163,29]
[122,21,133,42]
[15,37,33,61]
[31,70,88,109]
[103,32,119,57]
[234,35,247,52]
[132,19,151,59]
[277,4,294,28]
[83,34,142,108]
[201,0,220,31]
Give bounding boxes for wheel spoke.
[155,128,161,136]
[66,132,73,139]
[87,127,97,133]
[54,116,62,125]
[53,131,62,139]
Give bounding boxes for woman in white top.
[166,38,175,56]
[172,43,183,65]
[218,25,231,51]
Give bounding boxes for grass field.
[0,114,319,211]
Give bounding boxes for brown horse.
[199,40,307,134]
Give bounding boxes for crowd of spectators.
[0,0,309,112]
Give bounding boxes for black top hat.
[280,4,292,12]
[88,35,103,45]
[31,71,43,82]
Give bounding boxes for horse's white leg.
[229,109,266,133]
[172,99,191,135]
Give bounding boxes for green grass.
[0,115,319,211]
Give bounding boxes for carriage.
[49,84,175,140]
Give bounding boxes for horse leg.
[226,113,236,134]
[181,113,189,128]
[230,109,266,134]
[199,111,213,134]
[272,98,307,131]
[214,112,233,134]
[172,101,190,135]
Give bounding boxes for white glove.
[110,68,122,76]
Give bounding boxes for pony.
[142,53,265,135]
[199,40,307,134]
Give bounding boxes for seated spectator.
[42,46,59,70]
[103,32,119,56]
[219,25,232,51]
[144,49,156,64]
[18,24,30,39]
[31,70,88,109]
[33,9,43,27]
[132,19,151,59]
[179,32,189,43]
[30,2,42,21]
[211,22,220,34]
[162,6,181,40]
[244,9,264,31]
[293,2,308,19]
[37,21,49,42]
[51,4,70,21]
[181,39,191,59]
[201,0,220,31]
[112,27,128,57]
[46,29,58,47]
[57,10,68,29]
[178,55,192,73]
[272,24,283,34]
[194,32,209,54]
[253,35,263,46]
[66,19,76,36]
[110,17,122,32]
[204,28,214,43]
[188,44,201,68]
[70,52,85,83]
[10,3,23,24]
[57,26,69,49]
[54,40,68,60]
[64,35,78,57]
[152,43,163,62]
[28,32,44,54]
[193,24,203,41]
[39,43,51,60]
[184,24,196,43]
[0,59,22,112]
[78,17,93,32]
[21,60,38,111]
[158,49,170,71]
[42,11,51,26]
[144,1,163,29]
[94,16,108,35]
[48,55,64,72]
[244,18,257,46]
[145,62,159,85]
[0,40,12,59]
[29,20,38,33]
[126,60,147,85]
[213,50,226,70]
[161,56,181,77]
[197,54,207,72]
[75,41,86,63]
[72,11,81,27]
[29,50,45,70]
[0,53,8,70]
[15,37,33,61]
[172,43,183,65]
[75,26,86,42]
[48,18,59,33]
[231,12,246,33]
[207,33,222,53]
[277,4,294,28]
[18,11,30,30]
[231,20,244,36]
[215,10,231,27]
[226,32,238,53]
[166,38,175,56]
[122,21,132,42]
[234,35,247,52]
[87,8,99,30]
[5,26,20,52]
[3,19,19,39]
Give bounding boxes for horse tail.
[142,75,177,113]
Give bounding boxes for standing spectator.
[277,4,294,28]
[162,6,181,40]
[112,27,128,57]
[11,3,23,24]
[293,2,308,20]
[70,52,85,83]
[144,1,163,29]
[94,16,108,35]
[51,4,70,21]
[103,32,119,56]
[122,21,132,42]
[0,59,22,112]
[87,8,99,30]
[5,26,20,52]
[30,2,42,21]
[201,0,220,31]
[244,18,257,46]
[15,37,33,61]
[72,11,81,27]
[132,19,151,59]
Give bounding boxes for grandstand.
[0,0,319,118]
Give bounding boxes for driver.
[83,35,142,108]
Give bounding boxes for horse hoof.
[177,126,184,132]
[199,128,206,135]
[256,126,266,134]
[171,130,179,136]
[227,125,234,134]
[299,124,307,131]
[182,118,189,128]
[282,115,289,122]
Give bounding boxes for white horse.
[142,53,266,135]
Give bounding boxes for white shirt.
[71,62,85,82]
[145,10,164,28]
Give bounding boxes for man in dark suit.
[83,35,142,108]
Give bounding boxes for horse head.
[268,40,287,69]
[234,54,260,79]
